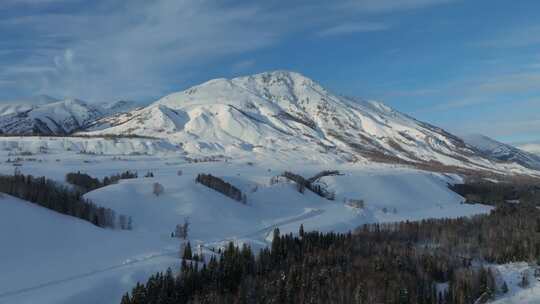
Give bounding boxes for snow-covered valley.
[0,149,496,304]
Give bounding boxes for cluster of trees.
[195,174,246,204]
[0,173,131,229]
[280,171,336,200]
[121,201,540,304]
[449,179,540,206]
[66,170,138,192]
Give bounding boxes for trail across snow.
[0,207,323,303]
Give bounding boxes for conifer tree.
[182,242,193,260]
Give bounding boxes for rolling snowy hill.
[0,158,494,304]
[462,134,540,170]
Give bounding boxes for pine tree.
[183,242,193,260]
[501,281,509,293]
[120,293,131,304]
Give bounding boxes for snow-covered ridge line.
[83,70,538,176]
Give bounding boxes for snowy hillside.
[0,192,179,304]
[462,134,540,170]
[0,157,493,304]
[84,71,534,175]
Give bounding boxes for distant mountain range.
[517,141,540,157]
[0,97,140,135]
[0,71,537,175]
[461,134,540,170]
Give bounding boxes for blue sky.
[0,0,539,143]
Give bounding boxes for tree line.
[0,172,131,229]
[120,199,540,304]
[449,179,540,206]
[66,170,138,193]
[195,174,246,204]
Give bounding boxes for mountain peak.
[233,70,320,90]
[80,70,540,176]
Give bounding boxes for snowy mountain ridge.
[84,70,534,174]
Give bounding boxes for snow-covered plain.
[0,146,495,304]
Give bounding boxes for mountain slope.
[462,134,540,170]
[85,71,533,174]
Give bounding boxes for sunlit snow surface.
[0,146,496,304]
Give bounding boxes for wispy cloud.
[318,22,389,37]
[338,0,456,13]
[415,70,540,112]
[0,0,459,102]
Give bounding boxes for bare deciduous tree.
[153,182,164,196]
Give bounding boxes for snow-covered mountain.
[0,98,139,135]
[462,134,540,170]
[0,98,104,135]
[84,71,531,173]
